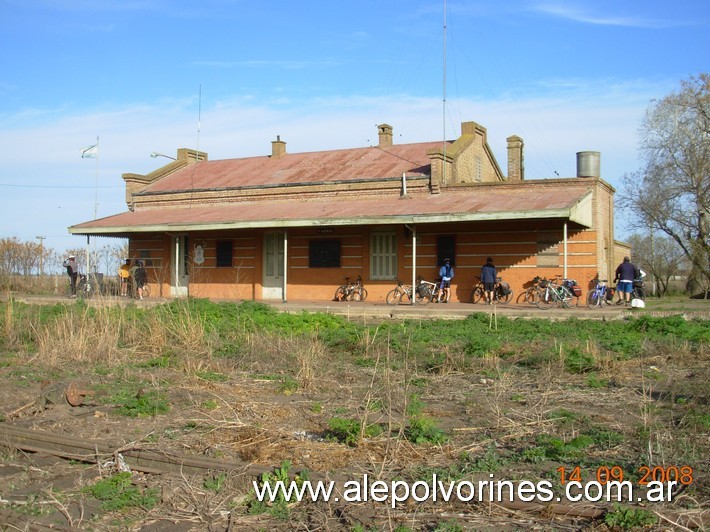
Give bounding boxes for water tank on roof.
[576,151,600,178]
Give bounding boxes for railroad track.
[0,424,266,477]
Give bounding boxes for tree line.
[0,237,128,278]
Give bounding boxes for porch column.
[563,222,568,279]
[407,224,417,306]
[85,236,90,278]
[174,238,180,290]
[282,230,288,303]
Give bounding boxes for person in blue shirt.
[438,258,454,303]
[481,257,497,304]
[614,256,639,306]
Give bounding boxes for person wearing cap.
[481,257,497,304]
[133,260,148,300]
[118,258,131,296]
[614,256,640,306]
[62,254,79,298]
[438,258,455,303]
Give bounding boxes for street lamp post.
[150,152,177,161]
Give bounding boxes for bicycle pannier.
[572,285,582,297]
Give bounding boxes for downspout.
[174,237,180,292]
[85,236,90,280]
[283,230,288,303]
[406,223,416,305]
[563,222,568,279]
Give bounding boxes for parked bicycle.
[587,278,610,308]
[333,275,367,301]
[535,276,576,309]
[630,277,645,301]
[470,276,514,304]
[73,273,100,299]
[386,278,428,305]
[521,276,546,305]
[414,278,444,304]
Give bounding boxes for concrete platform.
[4,293,706,322]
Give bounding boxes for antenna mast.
[196,84,202,156]
[442,0,447,185]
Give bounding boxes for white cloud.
[533,2,682,29]
[0,76,670,255]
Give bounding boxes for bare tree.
[626,233,687,295]
[98,240,129,277]
[619,73,709,296]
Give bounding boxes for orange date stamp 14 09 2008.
[557,465,694,486]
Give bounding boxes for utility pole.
[35,236,45,277]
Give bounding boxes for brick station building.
[69,120,620,302]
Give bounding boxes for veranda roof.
[69,183,593,237]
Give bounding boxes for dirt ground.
[0,300,708,531]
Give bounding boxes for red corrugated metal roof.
[142,142,443,193]
[71,183,593,234]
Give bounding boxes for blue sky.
[1,0,708,259]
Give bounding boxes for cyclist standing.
[481,257,497,304]
[133,260,148,300]
[62,254,79,299]
[438,258,454,303]
[614,256,639,306]
[118,258,131,297]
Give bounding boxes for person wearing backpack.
[133,261,148,300]
[438,258,454,303]
[614,256,639,307]
[62,254,79,298]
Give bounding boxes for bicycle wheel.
[560,288,574,308]
[386,288,403,305]
[632,287,645,300]
[586,290,601,309]
[334,286,347,301]
[525,287,540,306]
[497,288,513,304]
[351,287,368,301]
[470,286,484,304]
[416,287,432,305]
[535,287,554,310]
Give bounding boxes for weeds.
[107,388,170,418]
[246,460,309,519]
[325,417,383,446]
[84,472,159,511]
[0,299,706,529]
[604,503,657,529]
[405,414,448,444]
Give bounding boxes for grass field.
[0,297,707,530]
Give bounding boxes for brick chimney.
[271,135,286,158]
[506,135,524,181]
[378,124,393,147]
